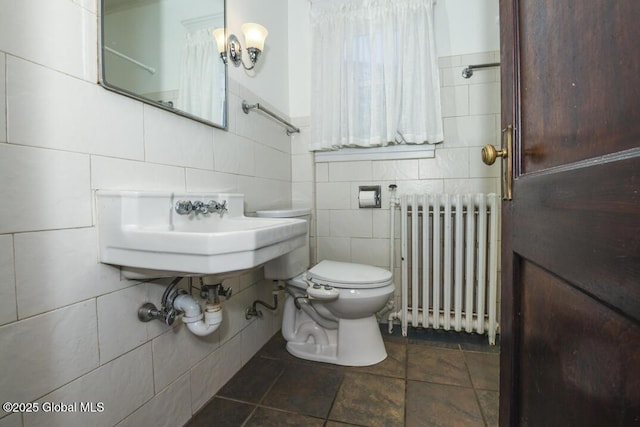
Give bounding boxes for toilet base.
[286,316,387,366]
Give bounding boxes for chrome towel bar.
[241,100,301,135]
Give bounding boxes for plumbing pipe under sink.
[138,277,223,337]
[173,294,222,337]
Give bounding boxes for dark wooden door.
[498,1,640,425]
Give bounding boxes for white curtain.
[310,0,443,151]
[176,28,225,122]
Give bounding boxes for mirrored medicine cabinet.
[100,0,227,129]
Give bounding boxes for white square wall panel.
[0,300,99,405]
[0,0,97,82]
[0,144,91,233]
[6,56,143,159]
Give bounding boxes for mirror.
[100,0,227,129]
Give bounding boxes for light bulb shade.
[212,28,226,53]
[241,23,268,52]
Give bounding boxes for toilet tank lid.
[307,260,392,288]
[256,208,312,218]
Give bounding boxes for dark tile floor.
[186,328,499,427]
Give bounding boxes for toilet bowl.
[256,209,395,366]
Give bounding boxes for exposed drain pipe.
[173,293,222,337]
[138,277,223,337]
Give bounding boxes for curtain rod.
[461,62,500,79]
[242,100,301,136]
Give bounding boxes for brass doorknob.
[481,144,508,165]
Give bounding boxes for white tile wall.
[442,115,498,148]
[440,85,470,117]
[189,332,242,412]
[0,53,5,143]
[143,106,215,170]
[302,51,502,319]
[0,235,16,326]
[25,344,154,427]
[213,131,256,176]
[372,210,391,239]
[0,144,92,234]
[7,57,144,159]
[292,181,314,209]
[254,144,291,181]
[351,238,389,267]
[315,162,329,182]
[186,168,238,193]
[152,321,221,393]
[14,228,126,319]
[418,148,470,179]
[0,0,96,82]
[289,122,315,213]
[291,153,314,182]
[237,176,292,212]
[90,156,186,192]
[116,373,191,427]
[371,160,420,180]
[0,300,99,405]
[317,237,351,261]
[0,2,293,425]
[330,210,372,238]
[96,284,149,364]
[316,182,351,210]
[470,82,501,115]
[328,161,373,182]
[216,282,253,345]
[240,313,278,363]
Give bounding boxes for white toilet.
[256,208,395,366]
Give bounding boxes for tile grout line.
[251,357,287,412]
[323,373,347,426]
[235,356,288,427]
[461,348,491,427]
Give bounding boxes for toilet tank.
[255,208,311,279]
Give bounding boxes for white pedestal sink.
[96,191,307,278]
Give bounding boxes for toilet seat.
[306,260,392,289]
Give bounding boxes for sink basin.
[96,191,307,278]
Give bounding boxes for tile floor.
[186,328,499,427]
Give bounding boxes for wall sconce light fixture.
[213,23,268,71]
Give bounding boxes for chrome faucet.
[192,200,209,214]
[175,200,228,216]
[175,200,193,215]
[209,200,228,216]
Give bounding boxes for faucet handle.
[175,200,193,215]
[193,200,208,214]
[217,200,228,216]
[176,199,227,216]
